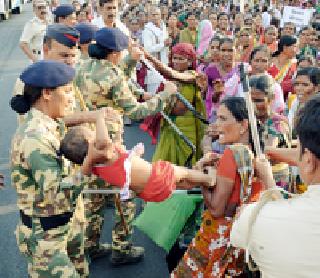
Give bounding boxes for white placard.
[281,6,314,30]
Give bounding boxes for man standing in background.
[143,6,169,94]
[19,0,48,62]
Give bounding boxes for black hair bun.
[10,95,31,114]
[88,43,111,60]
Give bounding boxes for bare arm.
[95,110,111,150]
[202,176,234,217]
[19,42,37,62]
[63,108,121,127]
[143,49,196,83]
[265,147,298,166]
[173,166,216,188]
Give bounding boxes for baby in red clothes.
[60,111,215,202]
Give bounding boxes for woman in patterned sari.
[172,97,263,278]
[268,35,298,100]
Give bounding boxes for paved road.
[0,4,169,278]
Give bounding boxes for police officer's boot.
[111,246,144,266]
[89,243,112,260]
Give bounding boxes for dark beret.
[95,28,128,51]
[46,24,79,47]
[53,4,75,17]
[75,23,98,44]
[20,60,75,88]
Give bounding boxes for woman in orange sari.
[268,35,298,100]
[172,97,263,277]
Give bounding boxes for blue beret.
[95,28,129,51]
[75,23,98,44]
[53,4,75,17]
[46,24,79,47]
[20,60,75,88]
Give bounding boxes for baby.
[60,111,215,202]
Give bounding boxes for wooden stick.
[239,63,262,157]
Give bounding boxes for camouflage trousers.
[84,191,136,255]
[16,213,88,278]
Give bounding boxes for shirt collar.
[28,107,61,133]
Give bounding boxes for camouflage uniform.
[11,108,89,277]
[75,57,172,255]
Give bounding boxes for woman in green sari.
[152,42,206,165]
[135,43,208,272]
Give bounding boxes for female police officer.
[10,60,107,277]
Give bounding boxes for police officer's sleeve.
[128,78,144,98]
[24,137,88,206]
[20,21,35,43]
[111,74,172,120]
[119,54,137,78]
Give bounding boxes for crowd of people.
[5,0,320,276]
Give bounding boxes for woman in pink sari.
[204,37,242,123]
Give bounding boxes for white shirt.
[262,11,271,28]
[91,15,130,36]
[20,16,47,60]
[142,21,168,87]
[231,185,320,278]
[273,8,282,20]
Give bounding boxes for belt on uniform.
[32,49,42,55]
[19,210,72,231]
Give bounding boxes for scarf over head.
[196,20,214,56]
[172,42,197,70]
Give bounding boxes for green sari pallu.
[152,82,206,165]
[134,82,206,252]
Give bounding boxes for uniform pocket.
[15,224,33,259]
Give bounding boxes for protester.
[268,35,298,100]
[172,97,263,277]
[261,25,278,53]
[143,6,170,94]
[249,46,285,114]
[179,11,198,47]
[231,94,320,278]
[205,37,242,123]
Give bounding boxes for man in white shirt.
[91,0,129,36]
[20,0,48,62]
[261,6,271,28]
[142,6,169,94]
[231,94,320,278]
